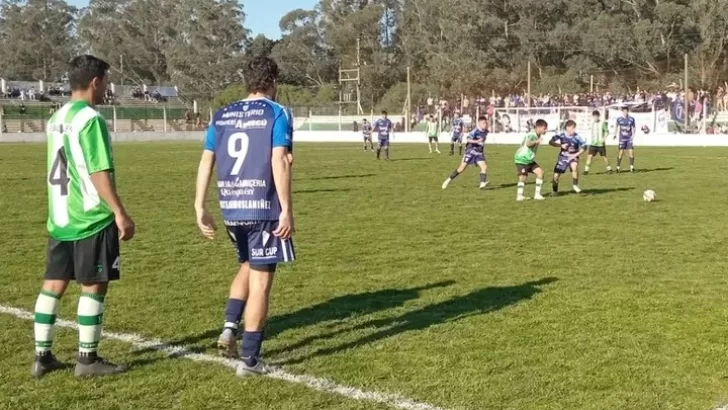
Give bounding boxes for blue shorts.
[364,135,372,141]
[619,140,634,150]
[451,134,463,143]
[225,221,295,266]
[463,149,485,165]
[378,138,390,147]
[554,156,577,174]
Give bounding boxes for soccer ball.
[641,125,650,134]
[643,189,656,202]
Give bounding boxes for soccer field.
[2,142,728,410]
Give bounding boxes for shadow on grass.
[634,167,673,174]
[134,280,457,359]
[294,188,352,194]
[296,174,377,181]
[388,157,433,162]
[278,277,558,365]
[560,187,635,196]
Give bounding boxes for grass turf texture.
[1,142,728,410]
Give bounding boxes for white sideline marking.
[0,305,448,410]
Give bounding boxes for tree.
[0,0,77,81]
[271,8,337,87]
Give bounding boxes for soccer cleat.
[441,178,451,190]
[534,194,545,201]
[436,149,441,154]
[573,185,582,193]
[583,170,589,175]
[31,354,65,379]
[236,358,272,377]
[74,356,128,377]
[217,328,238,359]
[479,181,490,189]
[516,196,529,202]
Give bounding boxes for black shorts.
[45,222,120,283]
[516,162,540,176]
[589,145,607,156]
[428,136,438,143]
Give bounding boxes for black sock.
[480,173,487,183]
[617,157,622,167]
[376,149,381,159]
[629,157,634,167]
[77,351,98,365]
[449,170,460,180]
[449,143,454,153]
[552,181,559,193]
[574,177,579,186]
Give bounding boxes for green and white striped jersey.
[46,101,115,241]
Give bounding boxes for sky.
[66,0,319,39]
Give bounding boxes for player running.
[441,115,489,190]
[615,106,636,173]
[374,110,394,160]
[514,119,547,201]
[449,112,465,156]
[362,119,374,152]
[549,120,587,195]
[195,56,295,377]
[32,55,136,378]
[584,110,612,175]
[425,114,441,154]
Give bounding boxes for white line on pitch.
[0,305,448,410]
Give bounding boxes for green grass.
[2,142,728,410]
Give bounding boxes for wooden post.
[684,53,689,128]
[406,66,411,133]
[526,60,532,107]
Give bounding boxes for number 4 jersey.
[46,101,115,241]
[204,98,293,222]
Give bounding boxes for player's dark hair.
[592,110,600,116]
[622,106,629,112]
[565,120,576,128]
[478,116,487,122]
[68,55,109,91]
[382,110,388,115]
[535,119,548,128]
[243,56,279,94]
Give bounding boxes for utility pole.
[526,60,532,107]
[120,55,124,87]
[684,53,689,128]
[338,37,364,116]
[406,66,411,132]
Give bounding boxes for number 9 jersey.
[203,98,292,223]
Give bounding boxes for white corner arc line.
[0,305,449,410]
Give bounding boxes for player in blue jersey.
[374,110,393,160]
[614,106,636,173]
[194,57,294,377]
[549,120,586,195]
[449,112,465,156]
[441,116,489,190]
[362,118,374,151]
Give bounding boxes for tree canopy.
[0,0,726,108]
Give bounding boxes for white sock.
[34,290,60,354]
[517,182,525,197]
[535,179,543,196]
[78,293,105,355]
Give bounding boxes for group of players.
[360,106,640,201]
